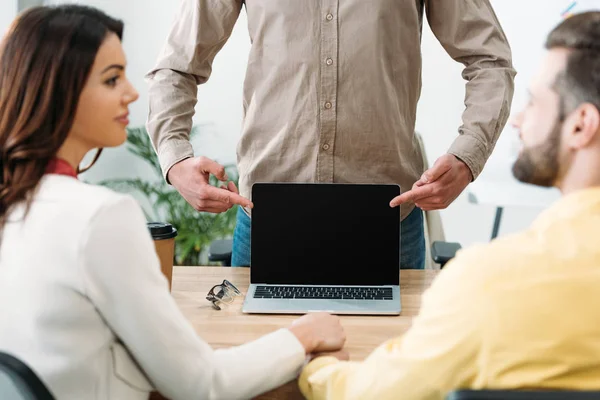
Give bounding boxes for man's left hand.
[390,154,473,211]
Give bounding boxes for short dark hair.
[545,12,600,120]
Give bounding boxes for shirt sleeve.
[425,0,516,179]
[299,254,487,400]
[80,195,305,400]
[145,0,243,182]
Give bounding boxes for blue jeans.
[231,205,425,269]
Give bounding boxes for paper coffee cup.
[147,222,178,290]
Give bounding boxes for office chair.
[415,131,461,268]
[446,389,600,400]
[209,132,461,268]
[0,352,54,400]
[208,239,233,266]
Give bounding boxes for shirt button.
[322,143,330,151]
[326,13,334,21]
[326,58,333,66]
[324,102,332,109]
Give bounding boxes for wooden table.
[168,267,439,399]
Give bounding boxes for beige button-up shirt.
[146,0,515,219]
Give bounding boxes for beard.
[512,122,562,187]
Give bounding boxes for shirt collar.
[45,158,78,179]
[532,186,600,230]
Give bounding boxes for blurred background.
[1,0,597,264]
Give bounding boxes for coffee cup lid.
[147,222,178,240]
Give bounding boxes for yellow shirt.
[300,187,600,400]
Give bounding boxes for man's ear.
[566,103,600,150]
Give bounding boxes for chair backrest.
[415,132,445,269]
[447,390,600,400]
[0,352,54,400]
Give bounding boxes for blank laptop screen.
[250,183,400,286]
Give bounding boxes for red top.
[45,158,77,179]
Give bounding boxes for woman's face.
[69,33,138,149]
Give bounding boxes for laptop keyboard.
[253,286,393,300]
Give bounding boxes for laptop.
[242,182,401,315]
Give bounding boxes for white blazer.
[0,175,305,400]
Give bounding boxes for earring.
[77,148,103,174]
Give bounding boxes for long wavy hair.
[0,5,123,229]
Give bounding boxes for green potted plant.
[100,126,238,266]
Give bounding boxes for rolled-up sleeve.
[145,0,243,181]
[425,0,516,179]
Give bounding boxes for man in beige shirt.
[146,0,515,268]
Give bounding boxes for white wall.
[39,0,599,247]
[417,0,591,245]
[0,0,17,38]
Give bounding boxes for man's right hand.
[167,157,253,213]
[288,313,346,354]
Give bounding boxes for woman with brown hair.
[0,5,345,400]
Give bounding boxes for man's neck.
[558,155,600,195]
